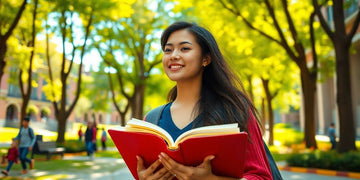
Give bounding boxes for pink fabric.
[6,147,19,163]
[242,111,272,180]
[92,127,97,141]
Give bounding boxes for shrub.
[57,140,86,153]
[274,123,303,147]
[286,150,360,172]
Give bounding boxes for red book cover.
[108,129,248,180]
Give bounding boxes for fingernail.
[136,156,139,161]
[209,156,215,160]
[160,152,166,157]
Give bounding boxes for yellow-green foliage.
[274,123,303,147]
[0,127,19,142]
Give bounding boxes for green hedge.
[57,140,86,153]
[287,150,360,172]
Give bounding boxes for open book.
[108,118,248,179]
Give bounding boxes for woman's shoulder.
[145,102,172,123]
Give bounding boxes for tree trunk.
[300,68,317,149]
[18,0,38,126]
[260,98,266,135]
[120,113,126,126]
[0,0,28,86]
[19,100,29,126]
[0,37,6,87]
[332,0,357,153]
[247,75,254,102]
[56,111,66,143]
[262,79,274,145]
[334,42,356,152]
[131,84,145,119]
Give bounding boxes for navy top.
[158,102,195,141]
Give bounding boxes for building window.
[8,84,21,97]
[6,104,18,121]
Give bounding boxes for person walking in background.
[78,126,83,141]
[101,128,107,151]
[328,122,337,150]
[1,139,19,176]
[13,117,35,174]
[93,123,98,152]
[85,121,96,160]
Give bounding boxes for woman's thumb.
[200,155,215,168]
[136,156,144,171]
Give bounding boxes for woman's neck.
[174,80,201,105]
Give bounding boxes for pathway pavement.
[1,143,359,179]
[1,155,359,180]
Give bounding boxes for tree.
[17,0,40,124]
[217,0,323,148]
[43,0,133,143]
[94,0,171,122]
[0,0,28,86]
[313,0,360,152]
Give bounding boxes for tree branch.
[263,0,300,63]
[310,12,318,74]
[312,0,334,41]
[280,0,305,58]
[219,0,300,64]
[107,71,123,115]
[66,10,94,119]
[4,0,27,40]
[219,0,282,45]
[65,12,76,79]
[45,15,59,112]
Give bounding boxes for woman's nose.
[170,50,180,60]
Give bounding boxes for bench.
[32,141,65,160]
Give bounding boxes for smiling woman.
[135,21,276,180]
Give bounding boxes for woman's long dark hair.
[161,21,260,132]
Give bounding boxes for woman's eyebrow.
[165,41,193,46]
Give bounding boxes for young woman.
[137,21,272,180]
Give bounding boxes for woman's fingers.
[159,152,188,178]
[159,153,216,180]
[136,156,145,172]
[158,169,175,180]
[137,156,163,179]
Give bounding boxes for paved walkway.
[1,155,359,180]
[1,143,359,180]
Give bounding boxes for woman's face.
[162,29,207,83]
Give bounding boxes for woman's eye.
[164,48,172,52]
[181,47,190,51]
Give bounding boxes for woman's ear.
[202,55,211,67]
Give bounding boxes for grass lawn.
[0,150,125,180]
[95,150,122,158]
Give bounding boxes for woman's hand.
[137,155,174,180]
[158,152,217,180]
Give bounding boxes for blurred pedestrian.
[85,121,96,160]
[1,139,19,176]
[328,122,337,150]
[13,116,35,174]
[101,128,107,151]
[78,126,83,141]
